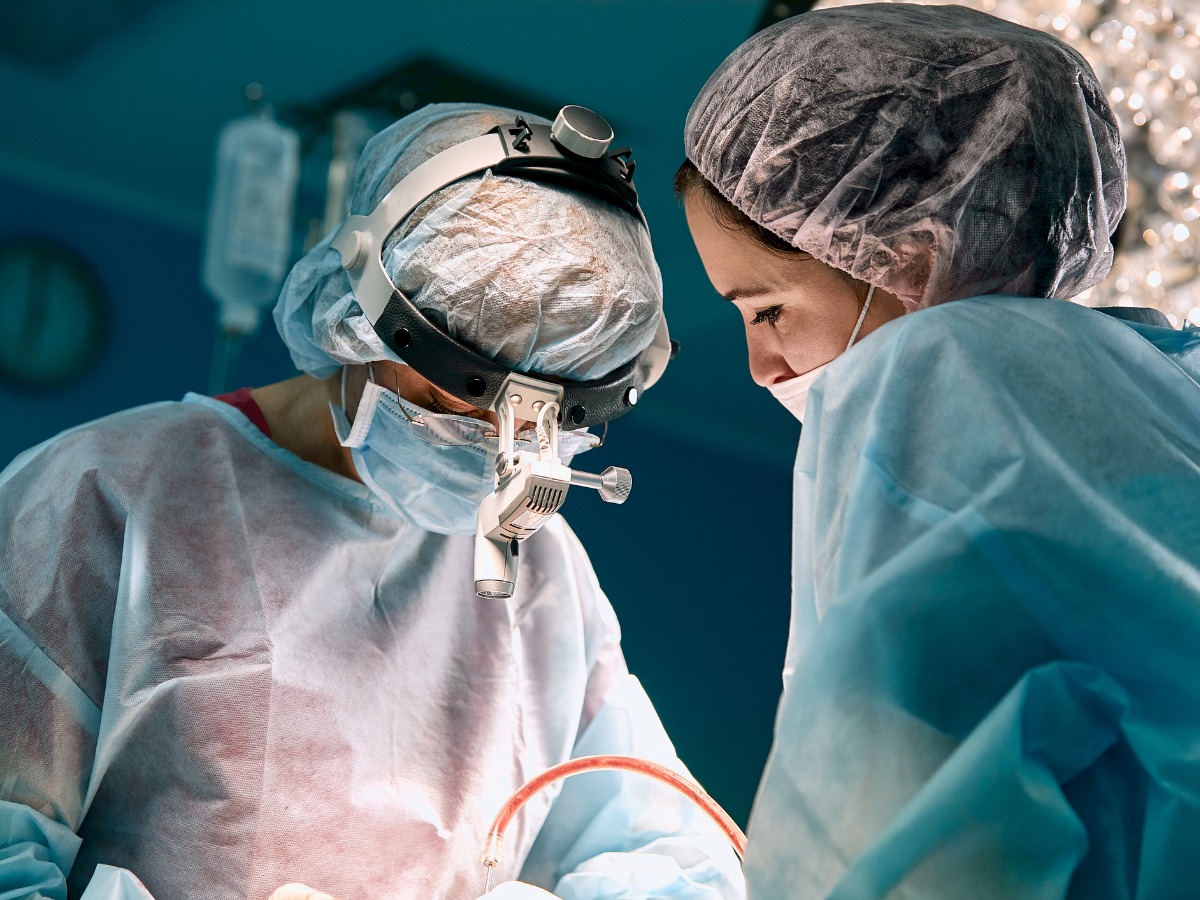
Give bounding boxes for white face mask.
[767,285,875,424]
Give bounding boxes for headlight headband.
[332,106,674,430]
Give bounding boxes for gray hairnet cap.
[276,103,663,380]
[684,3,1127,307]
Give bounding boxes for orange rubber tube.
[481,754,747,873]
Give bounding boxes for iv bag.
[202,111,300,336]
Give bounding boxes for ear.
[865,235,935,310]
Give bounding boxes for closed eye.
[424,395,458,415]
[750,305,783,327]
[424,388,479,417]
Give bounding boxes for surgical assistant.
[680,5,1200,897]
[0,103,744,900]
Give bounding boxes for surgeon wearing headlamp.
[0,103,744,900]
[680,5,1200,897]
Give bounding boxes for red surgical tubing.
[481,754,748,872]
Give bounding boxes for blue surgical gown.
[745,296,1200,899]
[0,394,744,900]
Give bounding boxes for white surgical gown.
[0,394,743,900]
[746,296,1200,899]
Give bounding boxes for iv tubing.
[481,754,747,875]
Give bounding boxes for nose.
[744,326,795,388]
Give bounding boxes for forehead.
[684,195,759,286]
[684,193,742,248]
[683,194,817,296]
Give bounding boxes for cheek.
[773,303,854,376]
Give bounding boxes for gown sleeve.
[0,435,155,900]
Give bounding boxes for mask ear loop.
[338,364,385,429]
[342,362,381,410]
[845,284,876,351]
[380,363,427,428]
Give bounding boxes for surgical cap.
[684,3,1127,308]
[275,103,663,380]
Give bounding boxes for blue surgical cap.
[275,103,663,380]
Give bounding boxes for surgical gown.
[0,395,743,900]
[746,296,1200,899]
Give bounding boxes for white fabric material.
[266,885,335,900]
[766,367,826,424]
[78,866,155,900]
[0,397,744,900]
[274,103,663,381]
[481,882,561,900]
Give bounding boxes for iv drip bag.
[202,110,300,336]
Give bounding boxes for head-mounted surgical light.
[331,105,673,598]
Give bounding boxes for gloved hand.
[477,882,562,900]
[268,884,338,900]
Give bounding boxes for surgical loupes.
[474,372,632,599]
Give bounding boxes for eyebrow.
[720,285,777,302]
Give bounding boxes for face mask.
[768,284,875,423]
[330,368,598,534]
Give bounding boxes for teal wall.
[0,173,294,464]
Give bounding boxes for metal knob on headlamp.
[550,106,614,159]
[569,467,632,505]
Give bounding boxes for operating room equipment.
[318,111,375,243]
[329,105,674,597]
[473,371,634,598]
[202,104,300,391]
[202,107,300,335]
[480,754,748,893]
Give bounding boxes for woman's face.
[683,194,906,386]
